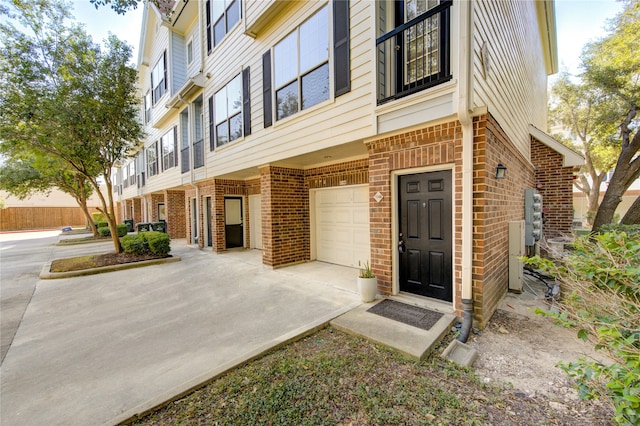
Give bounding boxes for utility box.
[524,188,543,246]
[509,220,525,293]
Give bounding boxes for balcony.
[376,0,452,105]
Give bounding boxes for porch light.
[495,163,507,179]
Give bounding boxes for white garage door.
[315,185,370,268]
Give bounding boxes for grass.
[129,328,613,425]
[50,252,167,272]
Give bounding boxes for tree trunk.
[621,195,640,225]
[80,203,98,236]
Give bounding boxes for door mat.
[367,299,443,331]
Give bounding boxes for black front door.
[224,197,243,248]
[398,170,452,301]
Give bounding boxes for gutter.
[456,0,474,342]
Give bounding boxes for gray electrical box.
[524,188,543,246]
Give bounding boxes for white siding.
[171,32,187,96]
[202,0,376,178]
[472,0,549,158]
[186,21,201,77]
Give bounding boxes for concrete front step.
[330,298,457,361]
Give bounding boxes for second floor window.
[147,143,158,177]
[207,0,241,52]
[161,127,177,171]
[144,91,151,123]
[214,74,242,147]
[151,52,167,105]
[274,5,329,121]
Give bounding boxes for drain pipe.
[457,0,474,342]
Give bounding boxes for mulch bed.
[50,253,169,272]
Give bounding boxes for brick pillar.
[260,166,309,267]
[165,190,186,239]
[133,198,142,225]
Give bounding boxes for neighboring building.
[0,189,102,231]
[113,0,581,327]
[573,174,640,228]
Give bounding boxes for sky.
[71,0,624,75]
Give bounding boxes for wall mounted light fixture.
[496,163,507,179]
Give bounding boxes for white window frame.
[151,52,167,105]
[147,143,158,177]
[213,73,243,148]
[161,128,176,171]
[187,38,194,65]
[211,0,241,48]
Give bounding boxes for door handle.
[398,239,406,254]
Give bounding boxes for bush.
[143,231,170,255]
[97,224,128,237]
[96,221,108,229]
[600,223,640,238]
[524,231,640,425]
[120,231,170,256]
[121,234,148,255]
[92,212,105,223]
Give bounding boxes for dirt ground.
[466,275,614,421]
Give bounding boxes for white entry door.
[248,194,262,250]
[315,185,370,268]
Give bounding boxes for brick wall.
[531,139,576,239]
[165,190,186,238]
[306,159,369,189]
[474,115,535,327]
[150,193,164,222]
[132,198,142,225]
[366,121,461,296]
[260,166,309,267]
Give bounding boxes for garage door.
[315,185,370,268]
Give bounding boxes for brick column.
[132,198,142,225]
[164,190,186,239]
[260,166,309,267]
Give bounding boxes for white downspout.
[457,0,474,341]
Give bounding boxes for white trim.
[390,165,455,305]
[529,125,584,167]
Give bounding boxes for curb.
[39,256,182,279]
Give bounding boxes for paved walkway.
[0,232,361,426]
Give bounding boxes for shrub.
[121,235,148,255]
[97,224,128,238]
[524,231,640,425]
[600,223,640,238]
[143,231,171,255]
[96,221,108,229]
[120,231,170,256]
[92,212,105,223]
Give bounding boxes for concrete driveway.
[0,231,360,426]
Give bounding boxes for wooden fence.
[0,207,99,231]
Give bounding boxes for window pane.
[214,89,227,124]
[226,0,239,32]
[229,113,242,142]
[300,5,328,73]
[227,74,242,115]
[274,31,297,88]
[216,122,229,146]
[212,0,224,20]
[302,63,329,109]
[276,81,298,120]
[214,18,225,46]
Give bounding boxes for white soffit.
[529,125,584,167]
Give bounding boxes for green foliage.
[96,221,108,229]
[143,231,170,255]
[120,231,170,256]
[524,231,640,425]
[0,0,143,254]
[97,224,128,237]
[92,212,106,223]
[358,260,375,278]
[120,235,148,255]
[600,223,640,238]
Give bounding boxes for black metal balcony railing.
[193,139,204,169]
[376,0,452,104]
[181,147,190,173]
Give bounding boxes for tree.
[584,0,640,229]
[0,0,143,252]
[89,0,175,17]
[0,154,100,236]
[550,73,619,225]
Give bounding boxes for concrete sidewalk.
[0,236,361,426]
